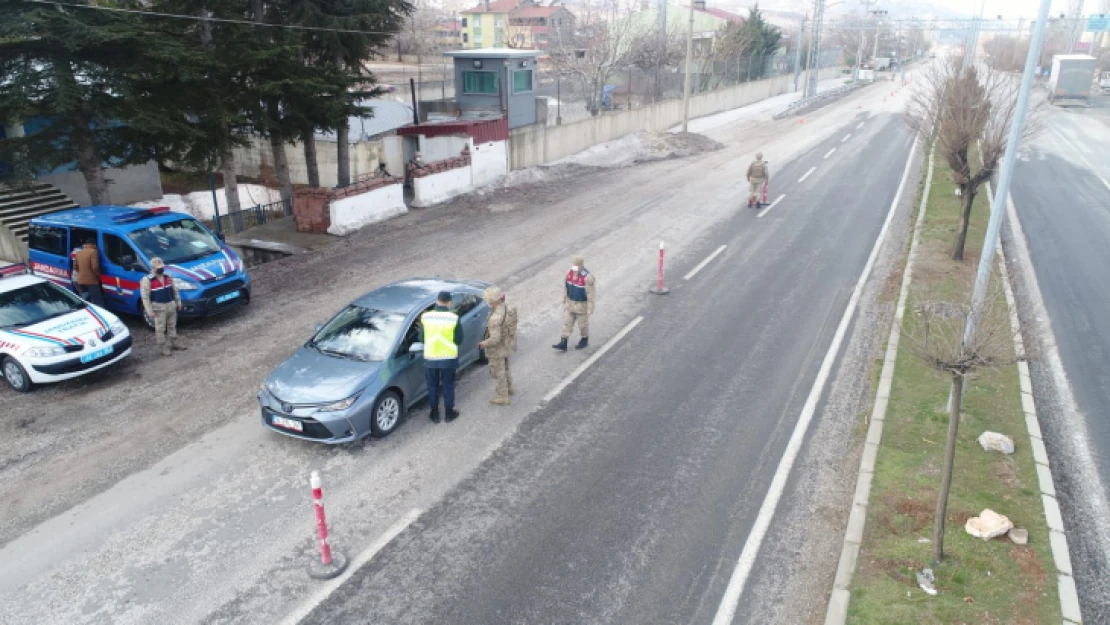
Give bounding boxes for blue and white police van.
[1,262,133,392]
[26,206,250,329]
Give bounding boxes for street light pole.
[681,0,694,132]
[793,16,806,91]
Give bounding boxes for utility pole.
[871,10,888,63]
[963,0,1054,353]
[855,0,874,80]
[794,16,807,91]
[1067,0,1085,53]
[681,0,694,132]
[806,0,825,97]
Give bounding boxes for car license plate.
[272,415,303,432]
[80,345,114,364]
[216,290,240,304]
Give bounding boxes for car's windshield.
[0,282,86,329]
[309,306,406,362]
[127,218,221,265]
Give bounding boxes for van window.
[28,225,68,256]
[103,234,139,267]
[126,219,221,265]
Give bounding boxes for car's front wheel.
[2,356,33,393]
[370,390,403,438]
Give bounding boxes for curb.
[822,141,935,625]
[992,182,1083,625]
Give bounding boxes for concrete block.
[1025,413,1043,440]
[1032,437,1050,467]
[1020,391,1037,416]
[871,395,889,422]
[833,541,861,589]
[1017,359,1030,378]
[1058,574,1082,623]
[865,421,884,446]
[823,588,851,625]
[860,442,880,473]
[1050,530,1074,576]
[1036,463,1057,497]
[845,503,868,544]
[1018,369,1033,395]
[853,471,873,506]
[1042,494,1066,533]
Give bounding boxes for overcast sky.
[925,0,1080,19]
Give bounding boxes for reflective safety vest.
[421,310,459,361]
[147,274,176,304]
[566,268,589,302]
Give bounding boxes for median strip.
[798,166,817,183]
[757,194,786,218]
[825,148,837,159]
[684,245,727,281]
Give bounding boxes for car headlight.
[26,346,66,358]
[172,277,199,291]
[318,392,362,413]
[110,320,127,336]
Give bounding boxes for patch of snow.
[672,77,850,134]
[130,184,282,220]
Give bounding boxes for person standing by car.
[141,257,184,357]
[478,286,517,405]
[73,237,105,306]
[420,291,463,423]
[553,255,595,351]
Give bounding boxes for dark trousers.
[78,284,105,307]
[425,367,457,411]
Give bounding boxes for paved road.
[1008,95,1110,622]
[301,116,915,624]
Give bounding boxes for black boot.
[575,337,589,350]
[445,408,460,422]
[430,408,441,423]
[552,338,568,351]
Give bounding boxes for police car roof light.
[149,206,171,213]
[112,208,158,223]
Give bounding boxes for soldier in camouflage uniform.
[553,255,595,351]
[478,286,515,405]
[140,257,184,357]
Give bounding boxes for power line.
[25,0,398,36]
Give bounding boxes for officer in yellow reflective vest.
[420,291,464,423]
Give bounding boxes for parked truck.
[1048,54,1096,106]
[873,57,892,71]
[1100,70,1110,95]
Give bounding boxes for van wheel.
[2,357,33,393]
[140,306,156,331]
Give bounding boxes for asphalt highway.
[301,114,916,624]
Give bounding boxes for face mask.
[155,268,164,275]
[571,265,580,272]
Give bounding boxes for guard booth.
[443,49,541,129]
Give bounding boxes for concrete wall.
[234,137,383,188]
[419,135,470,161]
[471,139,508,187]
[412,166,472,208]
[39,161,163,206]
[328,183,407,236]
[509,66,845,170]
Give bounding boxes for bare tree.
[906,287,1016,563]
[550,0,642,116]
[625,23,686,101]
[905,55,1046,261]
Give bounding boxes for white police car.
[0,266,132,392]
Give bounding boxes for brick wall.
[410,146,471,178]
[293,175,402,234]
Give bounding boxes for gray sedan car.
[258,278,492,443]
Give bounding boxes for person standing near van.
[141,258,184,357]
[73,237,105,307]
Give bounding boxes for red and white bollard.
[307,470,348,580]
[650,241,670,295]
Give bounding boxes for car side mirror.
[409,343,424,353]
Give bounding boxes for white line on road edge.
[281,508,421,625]
[756,194,786,219]
[712,134,921,625]
[684,245,728,281]
[798,166,817,183]
[856,122,865,130]
[822,142,933,625]
[824,148,837,159]
[991,182,1085,625]
[1101,176,1110,192]
[542,316,643,403]
[842,133,852,142]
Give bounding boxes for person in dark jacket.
[420,291,464,423]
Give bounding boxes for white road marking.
[684,245,728,281]
[824,148,836,159]
[542,316,643,403]
[842,133,852,142]
[712,135,921,625]
[281,508,421,625]
[798,166,817,183]
[856,122,865,130]
[756,194,786,219]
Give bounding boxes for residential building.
[507,2,575,49]
[460,0,517,49]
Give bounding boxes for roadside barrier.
[307,471,349,580]
[650,241,669,295]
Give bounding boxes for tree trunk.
[933,373,964,563]
[303,126,321,188]
[269,130,294,206]
[71,116,110,205]
[336,54,351,188]
[951,185,976,261]
[220,141,241,213]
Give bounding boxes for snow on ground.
[130,184,282,220]
[672,76,850,134]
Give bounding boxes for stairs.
[0,183,79,242]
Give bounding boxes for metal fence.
[211,199,291,236]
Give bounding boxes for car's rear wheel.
[2,357,33,393]
[370,390,403,438]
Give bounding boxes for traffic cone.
[799,117,805,124]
